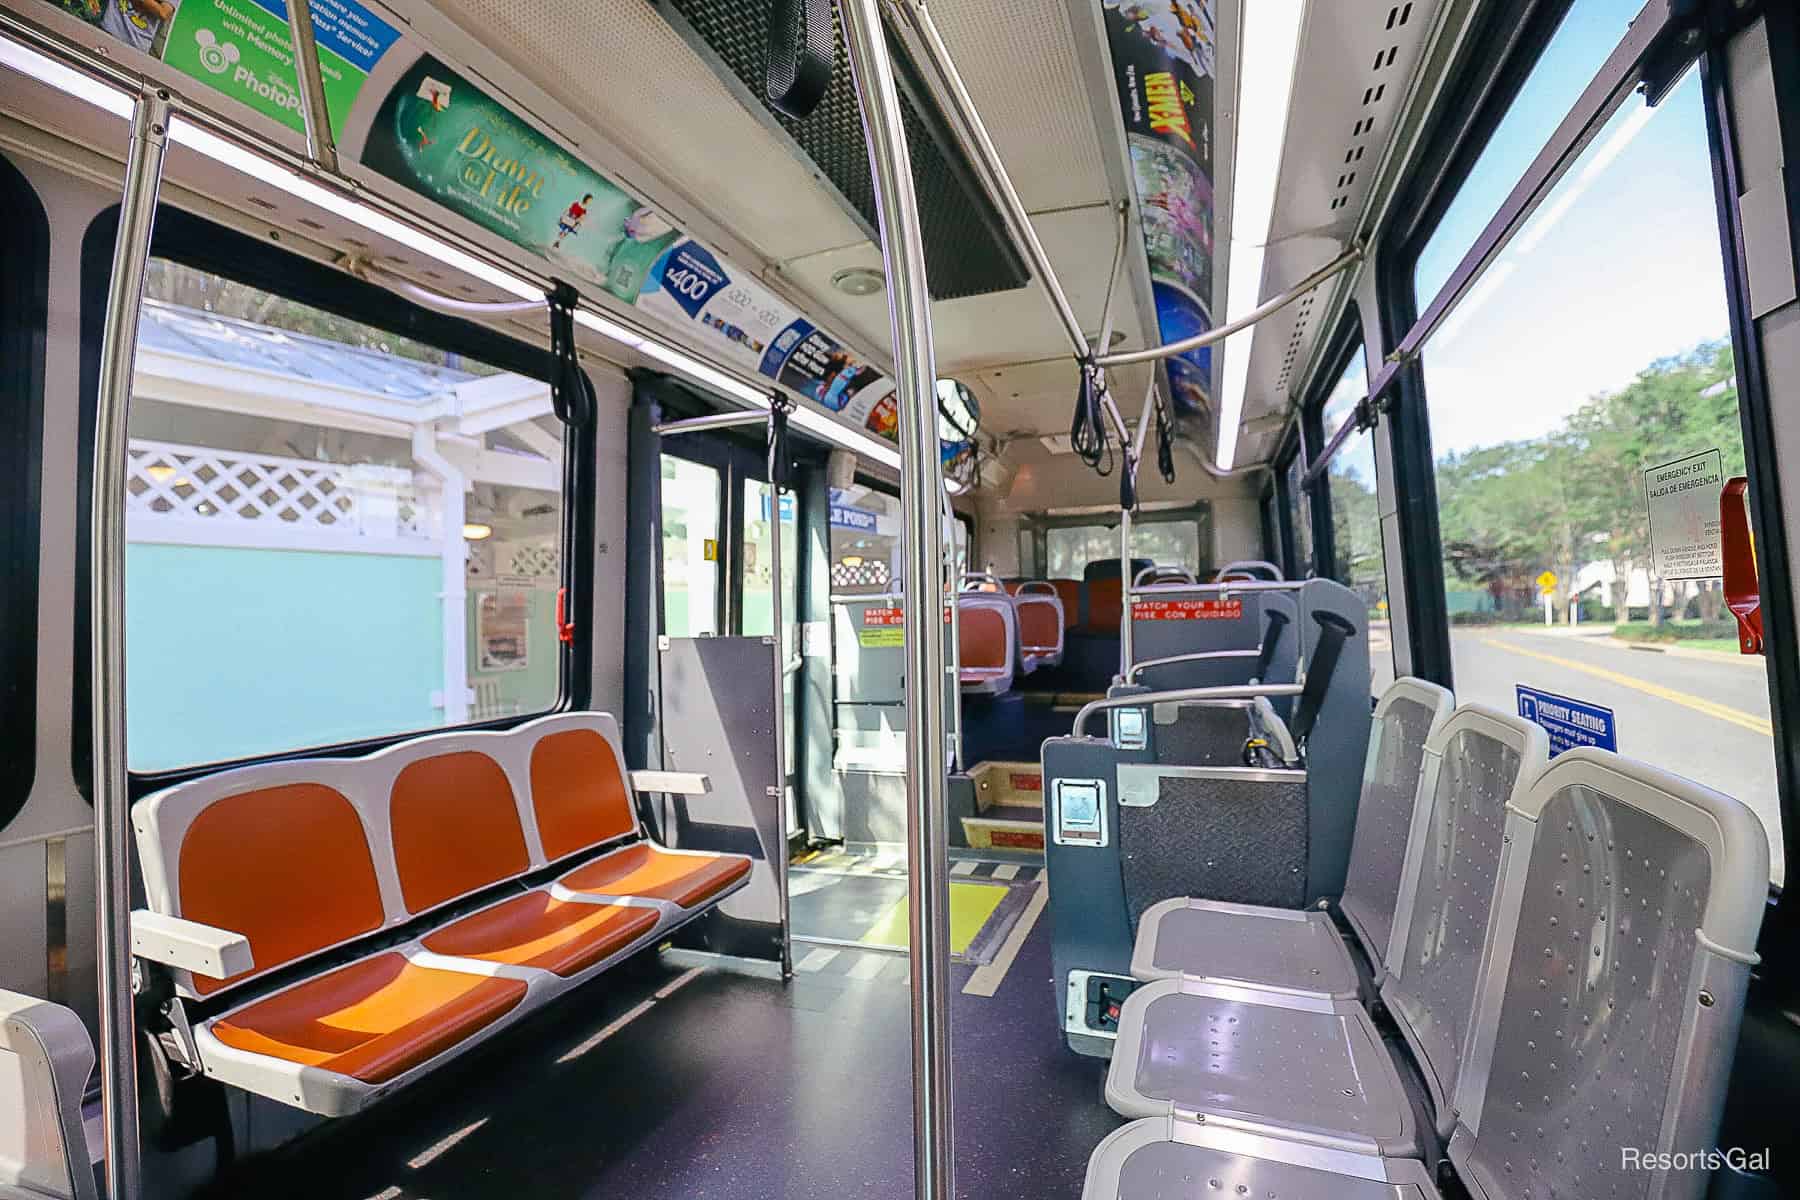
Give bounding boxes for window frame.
[0,152,48,833]
[78,204,584,799]
[1305,308,1373,591]
[1369,0,1799,914]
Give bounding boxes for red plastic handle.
[555,586,576,644]
[1720,476,1762,656]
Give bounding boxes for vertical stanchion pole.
[1119,506,1134,676]
[943,494,963,775]
[94,85,171,1200]
[839,2,953,1196]
[767,420,793,979]
[284,0,340,173]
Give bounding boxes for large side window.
[1283,451,1314,577]
[122,260,566,771]
[1408,23,1781,879]
[1319,344,1393,694]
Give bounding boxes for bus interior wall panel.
[588,365,632,719]
[0,151,46,837]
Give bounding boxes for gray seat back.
[1337,678,1454,967]
[1380,705,1549,1132]
[1449,750,1770,1200]
[0,990,97,1200]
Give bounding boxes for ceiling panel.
[449,0,866,266]
[1233,0,1446,466]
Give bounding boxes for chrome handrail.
[1072,684,1303,739]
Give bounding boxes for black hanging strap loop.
[768,391,796,491]
[1070,356,1112,477]
[547,281,595,429]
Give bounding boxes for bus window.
[829,484,900,594]
[1046,516,1205,579]
[743,477,799,830]
[661,455,722,635]
[1320,347,1393,693]
[125,261,565,771]
[1413,0,1645,301]
[1411,67,1782,881]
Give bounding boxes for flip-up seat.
[957,593,1017,694]
[528,718,753,909]
[128,711,752,1117]
[131,768,534,1114]
[1087,749,1769,1200]
[1132,678,1454,1000]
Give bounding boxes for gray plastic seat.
[1105,978,1420,1158]
[1381,707,1547,1138]
[1086,749,1769,1200]
[1129,677,1454,1000]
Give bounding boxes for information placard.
[1516,685,1617,757]
[1646,449,1725,581]
[1130,598,1244,621]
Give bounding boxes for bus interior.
[2,0,1800,1197]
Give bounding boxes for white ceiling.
[1232,0,1450,465]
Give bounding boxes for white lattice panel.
[126,439,433,543]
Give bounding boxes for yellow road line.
[1478,637,1773,737]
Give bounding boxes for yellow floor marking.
[861,880,1009,954]
[963,880,1048,998]
[1479,637,1773,737]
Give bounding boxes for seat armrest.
[629,770,712,796]
[131,911,254,980]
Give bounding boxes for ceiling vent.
[655,0,1030,300]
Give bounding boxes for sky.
[1408,0,1732,460]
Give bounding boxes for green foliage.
[1614,620,1740,643]
[1432,339,1741,620]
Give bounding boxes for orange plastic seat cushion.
[558,844,751,909]
[421,892,658,978]
[208,952,526,1084]
[531,728,638,860]
[178,782,386,996]
[958,606,1009,669]
[1016,600,1063,651]
[390,751,531,914]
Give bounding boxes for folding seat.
[1131,678,1453,1000]
[131,769,532,1115]
[1087,749,1769,1200]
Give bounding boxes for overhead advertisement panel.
[1101,0,1217,416]
[25,0,915,456]
[43,0,399,139]
[359,54,904,448]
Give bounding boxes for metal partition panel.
[1130,589,1301,701]
[658,636,787,963]
[1293,580,1373,898]
[1116,764,1310,911]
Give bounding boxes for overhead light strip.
[1216,0,1306,473]
[2,32,902,470]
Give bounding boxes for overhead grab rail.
[282,0,337,174]
[1094,243,1364,369]
[1073,684,1304,739]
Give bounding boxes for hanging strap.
[768,391,795,490]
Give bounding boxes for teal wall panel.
[126,543,442,770]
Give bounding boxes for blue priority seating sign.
[1516,685,1617,756]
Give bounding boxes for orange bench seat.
[559,843,752,909]
[208,952,527,1086]
[421,892,660,978]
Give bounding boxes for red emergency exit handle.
[556,586,576,644]
[1720,476,1762,656]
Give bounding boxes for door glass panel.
[1321,349,1393,694]
[1415,73,1781,884]
[743,480,800,831]
[661,455,720,637]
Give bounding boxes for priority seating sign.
[1516,685,1616,756]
